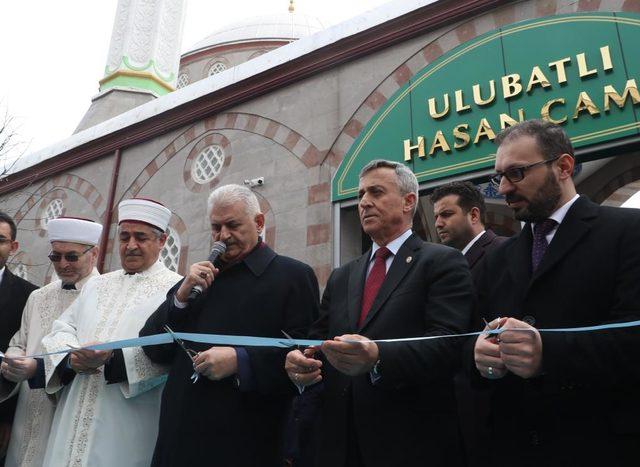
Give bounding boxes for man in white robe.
[41,199,181,467]
[0,217,102,467]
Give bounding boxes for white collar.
[462,230,486,256]
[0,266,5,284]
[531,194,580,232]
[370,228,412,260]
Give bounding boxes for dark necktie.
[531,218,557,272]
[359,247,392,327]
[62,283,76,290]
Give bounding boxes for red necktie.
[359,247,392,327]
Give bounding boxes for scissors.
[164,325,200,383]
[482,317,502,341]
[280,330,301,350]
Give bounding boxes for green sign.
[332,13,640,201]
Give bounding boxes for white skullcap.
[118,198,171,232]
[48,217,103,246]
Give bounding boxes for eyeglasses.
[490,155,561,186]
[48,246,94,263]
[0,238,13,245]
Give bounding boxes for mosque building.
[2,0,639,285]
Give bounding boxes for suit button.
[522,315,536,326]
[529,430,540,446]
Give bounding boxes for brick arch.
[121,112,323,201]
[13,174,106,225]
[595,167,640,206]
[321,0,633,170]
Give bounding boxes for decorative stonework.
[182,134,231,193]
[102,0,186,94]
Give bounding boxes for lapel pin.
[406,256,412,263]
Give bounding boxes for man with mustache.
[470,120,640,466]
[0,212,37,465]
[286,160,473,467]
[0,217,101,467]
[140,184,318,467]
[40,199,181,467]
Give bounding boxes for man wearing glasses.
[0,211,37,465]
[470,120,640,466]
[40,199,181,467]
[0,217,101,467]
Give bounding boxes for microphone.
[187,241,226,302]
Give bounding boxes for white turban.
[118,198,171,232]
[47,217,103,246]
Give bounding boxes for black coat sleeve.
[376,247,474,387]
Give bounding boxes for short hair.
[359,159,419,215]
[495,119,574,160]
[431,181,487,225]
[0,211,17,240]
[207,184,261,217]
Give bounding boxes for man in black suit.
[286,160,473,467]
[0,211,37,463]
[431,181,507,467]
[432,181,507,279]
[472,120,640,466]
[141,184,318,467]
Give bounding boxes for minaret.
[75,0,186,133]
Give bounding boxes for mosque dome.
[184,12,324,55]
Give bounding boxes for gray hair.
[207,184,261,217]
[359,159,419,214]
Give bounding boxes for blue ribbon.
[10,319,640,360]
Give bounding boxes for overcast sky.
[0,0,390,163]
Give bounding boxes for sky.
[0,0,391,164]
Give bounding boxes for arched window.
[208,62,227,76]
[44,199,64,228]
[191,145,225,184]
[176,73,190,89]
[160,227,181,272]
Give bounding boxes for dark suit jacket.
[471,196,640,466]
[141,244,318,467]
[0,268,37,423]
[310,233,473,467]
[465,230,507,277]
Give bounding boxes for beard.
[507,170,562,222]
[440,225,475,251]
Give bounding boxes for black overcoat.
[469,196,640,466]
[141,245,319,467]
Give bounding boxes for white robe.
[40,262,181,467]
[0,270,99,467]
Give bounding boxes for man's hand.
[0,422,11,457]
[193,347,237,381]
[285,348,322,386]
[69,346,113,373]
[0,356,38,383]
[175,261,219,303]
[499,317,543,379]
[474,317,508,379]
[321,335,378,376]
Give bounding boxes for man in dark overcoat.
[0,211,37,464]
[141,184,319,467]
[471,120,640,466]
